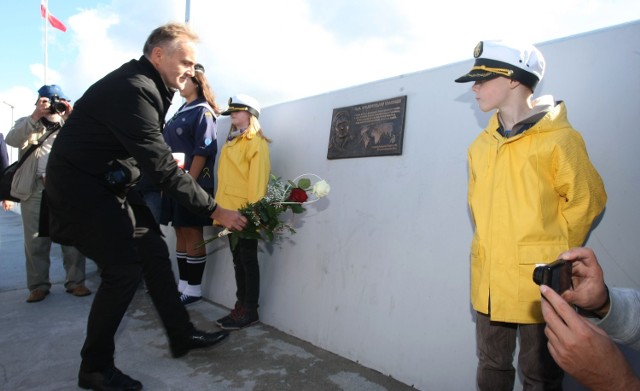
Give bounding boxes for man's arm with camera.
[540,247,640,390]
[5,97,67,150]
[557,247,640,348]
[541,285,640,390]
[557,247,610,315]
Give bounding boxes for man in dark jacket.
[0,133,13,211]
[0,133,8,170]
[46,23,246,391]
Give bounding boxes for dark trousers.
[476,312,563,391]
[75,202,194,372]
[229,237,260,310]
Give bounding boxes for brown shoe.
[26,290,49,303]
[66,285,92,297]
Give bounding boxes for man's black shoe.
[170,329,230,358]
[78,366,142,391]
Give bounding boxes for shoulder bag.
[0,129,56,202]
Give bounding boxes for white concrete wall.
[168,21,640,390]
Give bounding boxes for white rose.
[312,180,331,198]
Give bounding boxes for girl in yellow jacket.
[456,40,606,390]
[214,94,271,330]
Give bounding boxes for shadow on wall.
[454,88,492,130]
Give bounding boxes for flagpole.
[2,101,15,162]
[44,0,49,84]
[183,0,191,106]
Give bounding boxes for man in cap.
[45,23,246,391]
[5,84,91,303]
[456,40,607,390]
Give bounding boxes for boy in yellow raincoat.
[455,40,607,390]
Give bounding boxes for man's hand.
[31,97,50,122]
[541,285,640,390]
[210,206,247,231]
[30,98,72,122]
[60,100,73,121]
[557,247,610,316]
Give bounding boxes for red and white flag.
[40,0,67,32]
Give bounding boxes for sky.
[1,0,639,144]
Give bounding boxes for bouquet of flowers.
[202,173,330,249]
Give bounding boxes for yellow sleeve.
[554,132,607,247]
[246,138,271,204]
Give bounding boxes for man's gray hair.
[143,22,199,57]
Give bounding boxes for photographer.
[5,85,90,303]
[540,247,640,390]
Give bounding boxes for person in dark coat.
[0,133,9,169]
[45,22,246,391]
[0,132,13,211]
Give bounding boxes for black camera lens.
[48,95,66,114]
[532,266,545,285]
[532,259,572,294]
[50,102,66,114]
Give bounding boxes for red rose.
[288,188,308,203]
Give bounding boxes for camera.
[532,259,572,294]
[48,95,67,115]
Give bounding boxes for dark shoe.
[219,307,259,330]
[66,285,92,297]
[178,293,202,306]
[170,330,230,358]
[78,366,142,391]
[215,304,242,326]
[26,290,49,303]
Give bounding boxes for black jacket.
[0,133,9,171]
[46,56,216,245]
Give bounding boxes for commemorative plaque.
[327,96,406,159]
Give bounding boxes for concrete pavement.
[0,209,416,391]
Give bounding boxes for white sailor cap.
[455,40,545,91]
[221,94,261,119]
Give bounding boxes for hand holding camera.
[48,95,69,115]
[533,259,572,294]
[540,283,633,390]
[554,248,610,315]
[31,97,51,121]
[32,95,72,122]
[534,247,610,317]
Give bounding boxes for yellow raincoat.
[215,128,270,212]
[468,100,606,323]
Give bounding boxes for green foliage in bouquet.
[201,174,330,250]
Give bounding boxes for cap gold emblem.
[473,41,483,58]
